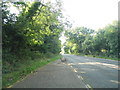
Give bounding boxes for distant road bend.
[12,54,119,88]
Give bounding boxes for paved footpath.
[12,59,86,88]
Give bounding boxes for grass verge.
[87,55,119,61]
[3,54,62,88]
[74,53,119,61]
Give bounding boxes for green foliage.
[65,27,95,54]
[2,0,68,87]
[64,21,118,59]
[3,54,62,88]
[2,0,65,62]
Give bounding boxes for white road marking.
[85,85,88,88]
[86,84,92,88]
[80,76,83,80]
[77,75,84,80]
[77,75,80,78]
[73,69,77,72]
[64,61,93,89]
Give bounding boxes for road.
[63,54,119,88]
[11,54,119,88]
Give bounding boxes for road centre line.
[77,75,84,80]
[73,69,77,72]
[86,84,92,88]
[66,63,93,89]
[64,61,92,89]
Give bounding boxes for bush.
[45,52,54,58]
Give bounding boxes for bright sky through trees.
[62,0,119,30]
[7,0,119,46]
[60,0,119,49]
[8,0,119,30]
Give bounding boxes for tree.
[64,27,95,54]
[64,21,118,59]
[2,0,66,63]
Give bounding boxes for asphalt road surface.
[63,54,119,88]
[12,54,119,88]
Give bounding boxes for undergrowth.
[2,49,62,88]
[74,53,119,61]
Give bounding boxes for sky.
[61,0,119,30]
[8,0,119,45]
[9,0,119,30]
[59,0,119,46]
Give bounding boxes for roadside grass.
[3,54,62,88]
[87,55,120,61]
[74,53,119,61]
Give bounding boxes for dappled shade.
[64,22,118,59]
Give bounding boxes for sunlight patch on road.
[67,63,74,66]
[78,62,118,70]
[80,71,86,74]
[110,80,120,84]
[73,69,77,72]
[66,62,119,70]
